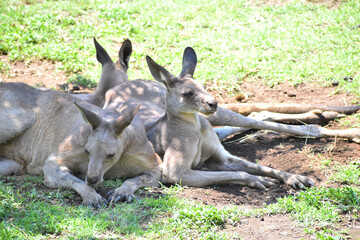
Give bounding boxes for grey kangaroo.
[74,38,132,107]
[0,82,161,206]
[96,40,360,142]
[104,50,315,189]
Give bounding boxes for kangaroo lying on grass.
[104,50,314,189]
[0,82,161,206]
[96,39,360,142]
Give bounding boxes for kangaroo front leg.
[43,156,105,207]
[107,168,161,204]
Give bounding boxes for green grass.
[67,75,97,89]
[2,174,360,239]
[1,0,360,239]
[331,161,360,185]
[338,113,360,128]
[0,0,359,95]
[265,186,360,239]
[0,176,236,239]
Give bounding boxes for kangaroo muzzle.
[86,175,100,186]
[207,99,218,112]
[202,98,218,114]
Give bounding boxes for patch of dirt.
[223,214,312,240]
[211,78,359,106]
[2,59,360,239]
[0,56,68,89]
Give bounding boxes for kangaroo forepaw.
[86,202,108,209]
[107,192,136,204]
[285,174,315,189]
[82,194,107,209]
[246,175,279,189]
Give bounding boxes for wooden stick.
[220,103,360,116]
[249,110,346,125]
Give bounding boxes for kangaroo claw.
[126,195,135,203]
[107,192,136,204]
[106,190,115,197]
[114,195,125,203]
[285,174,315,189]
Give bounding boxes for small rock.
[56,83,68,91]
[287,92,296,97]
[240,219,249,225]
[72,85,80,91]
[235,93,246,102]
[235,92,252,102]
[332,81,339,86]
[343,76,354,82]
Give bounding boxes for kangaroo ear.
[146,55,176,89]
[113,103,140,135]
[94,37,113,66]
[74,101,101,130]
[118,39,132,70]
[179,47,197,78]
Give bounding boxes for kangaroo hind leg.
[206,146,314,189]
[0,155,24,175]
[0,108,35,143]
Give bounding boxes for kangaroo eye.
[85,149,90,154]
[182,91,194,98]
[106,153,115,159]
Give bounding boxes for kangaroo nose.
[207,99,218,111]
[86,176,99,186]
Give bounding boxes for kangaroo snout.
[202,98,218,114]
[86,175,100,186]
[207,99,218,112]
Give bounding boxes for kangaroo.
[74,38,132,107]
[104,51,314,189]
[98,43,360,142]
[0,82,161,206]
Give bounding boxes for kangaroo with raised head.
[0,82,161,206]
[99,42,360,142]
[105,50,314,189]
[74,38,132,107]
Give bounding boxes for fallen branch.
[220,103,360,116]
[207,107,360,143]
[249,110,346,125]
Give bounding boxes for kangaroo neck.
[165,111,200,126]
[164,96,199,126]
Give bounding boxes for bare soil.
[1,59,360,239]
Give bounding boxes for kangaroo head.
[146,47,218,115]
[75,101,139,186]
[94,38,132,89]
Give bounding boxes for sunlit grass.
[331,161,360,185]
[266,186,360,238]
[0,176,236,239]
[1,0,360,239]
[0,0,359,95]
